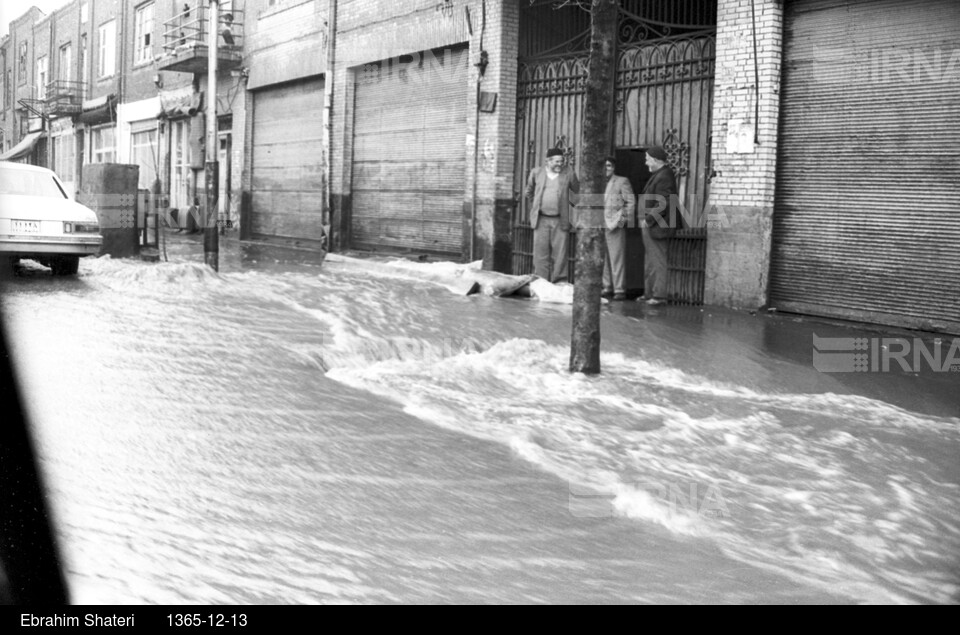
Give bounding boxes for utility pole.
[204,0,219,271]
[569,0,617,374]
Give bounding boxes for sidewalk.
[153,227,327,270]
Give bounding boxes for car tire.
[50,256,79,276]
[0,257,15,279]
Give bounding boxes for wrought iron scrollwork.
[555,135,576,169]
[662,129,690,179]
[616,37,715,89]
[518,56,588,98]
[617,6,715,47]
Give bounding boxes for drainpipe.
[118,0,126,107]
[46,11,55,170]
[469,0,486,263]
[204,0,219,270]
[323,0,337,250]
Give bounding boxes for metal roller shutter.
[251,78,325,242]
[770,0,960,333]
[352,46,468,255]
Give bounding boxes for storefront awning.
[0,131,43,162]
[79,94,118,125]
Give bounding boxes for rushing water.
[2,239,958,604]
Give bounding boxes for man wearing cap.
[524,148,580,283]
[602,157,635,301]
[639,146,678,305]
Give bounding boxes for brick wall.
[52,1,79,85]
[471,0,518,271]
[88,0,121,102]
[704,0,783,309]
[124,1,160,103]
[12,9,41,107]
[244,0,328,89]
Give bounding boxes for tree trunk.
[570,0,617,374]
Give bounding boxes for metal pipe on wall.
[204,0,219,270]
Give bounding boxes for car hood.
[0,195,100,223]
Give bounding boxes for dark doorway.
[615,147,649,295]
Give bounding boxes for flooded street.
[2,235,958,604]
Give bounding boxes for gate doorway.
[513,1,715,303]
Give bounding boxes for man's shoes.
[645,297,666,306]
[613,292,626,301]
[601,289,614,299]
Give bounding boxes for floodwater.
[1,235,958,604]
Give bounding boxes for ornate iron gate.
[514,1,715,302]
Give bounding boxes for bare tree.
[569,0,617,374]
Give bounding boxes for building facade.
[2,0,957,333]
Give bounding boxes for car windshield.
[0,167,68,199]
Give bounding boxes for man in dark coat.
[638,146,678,305]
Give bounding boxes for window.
[91,125,115,163]
[36,57,48,100]
[80,34,88,86]
[134,3,155,65]
[98,20,116,78]
[170,119,191,209]
[59,44,72,83]
[54,133,76,184]
[81,2,89,24]
[130,125,158,189]
[4,70,11,109]
[19,42,27,84]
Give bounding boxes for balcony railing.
[158,5,244,74]
[45,80,87,118]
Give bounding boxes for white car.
[0,161,102,275]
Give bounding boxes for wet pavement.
[1,228,957,604]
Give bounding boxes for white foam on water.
[53,252,960,603]
[321,335,960,604]
[83,255,226,289]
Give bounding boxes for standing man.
[601,157,635,301]
[639,146,678,305]
[525,148,580,283]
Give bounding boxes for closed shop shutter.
[770,0,960,333]
[251,77,325,242]
[351,46,468,255]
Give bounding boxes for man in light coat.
[524,148,580,283]
[602,157,636,301]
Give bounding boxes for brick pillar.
[239,85,255,240]
[704,0,783,308]
[329,60,353,252]
[471,0,518,272]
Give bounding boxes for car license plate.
[12,219,40,234]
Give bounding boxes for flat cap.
[646,146,668,161]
